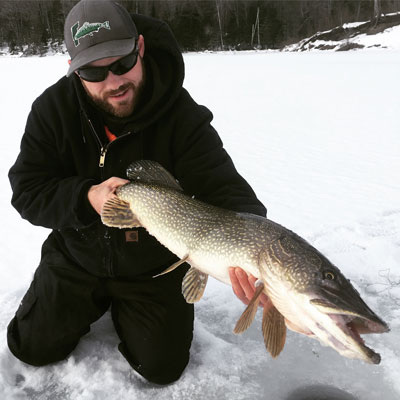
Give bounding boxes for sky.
[0,23,399,400]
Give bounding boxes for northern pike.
[101,160,389,364]
[71,21,110,47]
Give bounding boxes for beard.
[82,57,147,118]
[89,79,145,118]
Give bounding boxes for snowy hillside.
[285,12,400,51]
[0,28,399,400]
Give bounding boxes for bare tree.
[1,0,400,54]
[373,0,382,26]
[215,0,224,50]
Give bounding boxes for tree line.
[1,0,400,54]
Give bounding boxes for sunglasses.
[76,49,139,82]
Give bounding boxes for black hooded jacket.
[9,14,266,278]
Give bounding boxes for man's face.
[78,35,145,118]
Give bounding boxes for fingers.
[248,274,269,307]
[104,177,130,192]
[229,267,251,305]
[88,177,130,215]
[229,267,314,337]
[229,267,269,307]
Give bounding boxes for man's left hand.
[228,267,269,307]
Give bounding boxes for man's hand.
[228,267,269,307]
[229,267,314,336]
[88,177,130,215]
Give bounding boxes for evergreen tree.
[0,0,399,54]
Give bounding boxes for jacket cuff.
[75,179,99,227]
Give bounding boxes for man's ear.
[138,35,145,57]
[68,59,79,76]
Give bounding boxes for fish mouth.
[309,289,389,364]
[328,313,387,364]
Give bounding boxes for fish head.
[306,259,389,364]
[262,232,390,364]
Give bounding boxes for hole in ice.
[285,385,358,400]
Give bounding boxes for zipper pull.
[99,147,107,167]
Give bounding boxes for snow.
[353,25,400,49]
[1,35,400,399]
[285,21,400,51]
[342,22,367,29]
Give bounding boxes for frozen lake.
[0,44,399,399]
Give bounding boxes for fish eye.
[324,271,335,280]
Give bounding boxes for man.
[7,0,267,385]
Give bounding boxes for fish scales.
[101,160,390,364]
[117,181,274,282]
[121,184,359,345]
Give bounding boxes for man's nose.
[104,70,126,87]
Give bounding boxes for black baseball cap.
[64,0,138,77]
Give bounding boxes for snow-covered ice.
[0,38,399,399]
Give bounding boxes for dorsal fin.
[126,160,183,191]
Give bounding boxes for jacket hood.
[73,13,185,133]
[131,13,185,130]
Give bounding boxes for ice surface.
[0,36,399,399]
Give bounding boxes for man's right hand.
[88,177,129,215]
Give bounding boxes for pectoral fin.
[182,267,208,303]
[153,255,189,278]
[233,283,264,334]
[101,197,141,228]
[262,302,286,358]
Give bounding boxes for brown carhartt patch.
[125,230,139,242]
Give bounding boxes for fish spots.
[108,168,389,364]
[117,181,268,267]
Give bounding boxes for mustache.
[104,83,135,98]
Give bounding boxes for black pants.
[7,237,194,385]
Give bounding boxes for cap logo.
[71,21,111,47]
